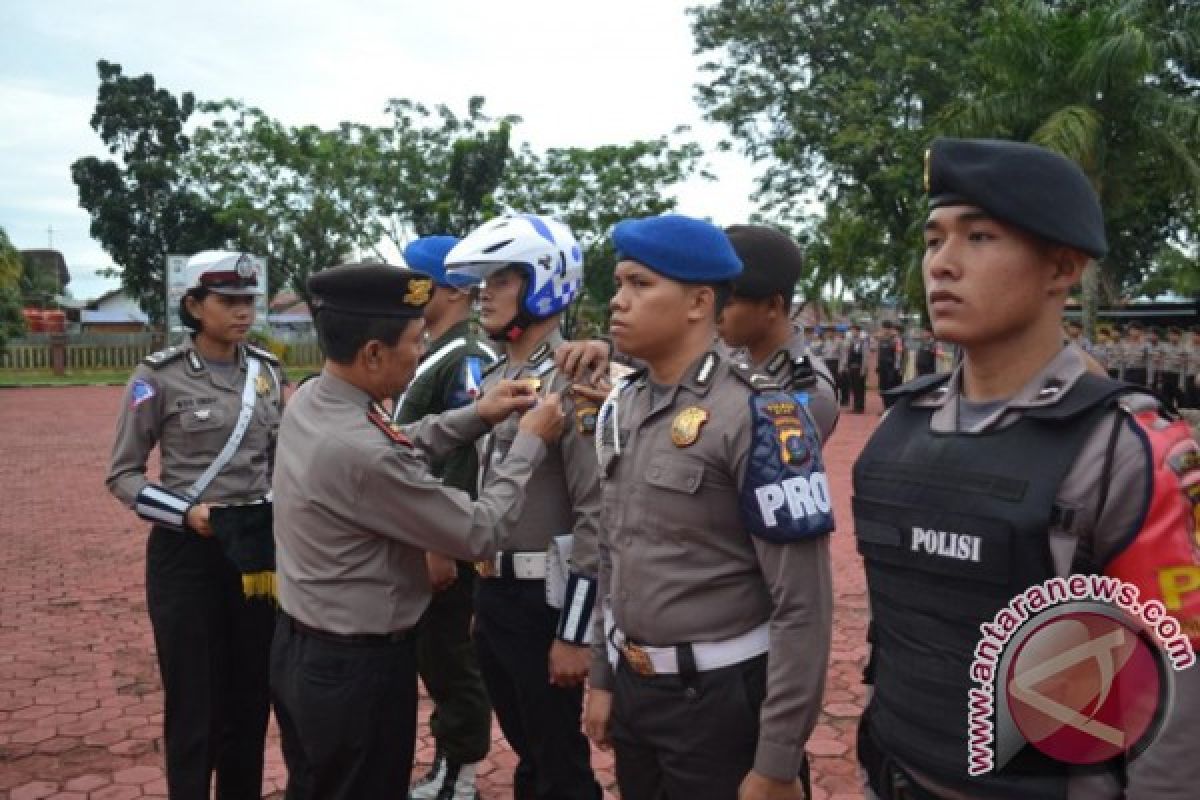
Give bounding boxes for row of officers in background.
[107,135,1199,800]
[1077,321,1200,408]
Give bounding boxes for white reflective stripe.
[392,337,469,420]
[140,484,191,512]
[136,503,184,527]
[559,575,596,644]
[478,341,499,362]
[187,358,261,500]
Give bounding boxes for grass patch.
[0,365,323,387]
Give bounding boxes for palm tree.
[941,0,1200,332]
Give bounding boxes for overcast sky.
[0,0,761,301]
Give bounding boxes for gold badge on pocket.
[671,406,708,448]
[255,374,271,396]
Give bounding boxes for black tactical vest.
[853,372,1127,799]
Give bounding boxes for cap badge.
[235,254,257,279]
[404,279,433,306]
[671,406,709,448]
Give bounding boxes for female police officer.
[107,250,283,800]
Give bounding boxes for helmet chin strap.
[488,307,539,343]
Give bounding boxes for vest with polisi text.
[853,373,1129,799]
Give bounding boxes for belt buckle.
[474,558,497,578]
[621,642,656,676]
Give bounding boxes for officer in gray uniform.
[396,236,499,800]
[854,138,1200,800]
[107,251,282,800]
[584,214,834,800]
[444,214,603,800]
[717,224,839,440]
[270,263,565,800]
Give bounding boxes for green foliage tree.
[0,227,27,347]
[498,131,706,333]
[188,97,519,297]
[941,0,1200,329]
[72,60,235,323]
[692,0,1199,317]
[692,0,984,310]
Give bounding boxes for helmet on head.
[183,250,264,296]
[445,214,583,340]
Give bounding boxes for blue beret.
[927,138,1107,259]
[403,236,470,287]
[612,214,742,282]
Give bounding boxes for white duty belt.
[186,358,261,501]
[606,608,770,677]
[474,550,548,580]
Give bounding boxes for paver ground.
[0,385,880,799]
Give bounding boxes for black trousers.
[473,579,599,800]
[611,653,791,800]
[145,526,275,800]
[417,564,492,764]
[878,367,902,408]
[1159,371,1181,410]
[1125,367,1148,386]
[271,614,418,800]
[843,367,866,411]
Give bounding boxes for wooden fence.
[0,334,323,372]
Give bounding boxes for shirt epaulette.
[244,342,280,366]
[730,360,783,392]
[142,345,187,369]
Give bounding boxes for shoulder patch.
[739,391,835,543]
[367,404,413,447]
[129,378,157,409]
[142,346,186,369]
[244,342,280,366]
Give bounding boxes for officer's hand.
[185,503,213,537]
[584,688,613,751]
[476,379,538,425]
[517,392,565,444]
[425,553,457,592]
[548,640,590,687]
[738,771,805,800]
[554,339,611,385]
[569,381,611,406]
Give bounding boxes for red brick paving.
[0,386,882,798]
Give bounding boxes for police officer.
[583,214,834,800]
[874,320,904,407]
[271,263,565,800]
[914,326,939,376]
[717,224,839,438]
[820,328,843,401]
[854,138,1200,799]
[106,251,282,800]
[1122,321,1151,385]
[395,237,499,800]
[444,215,603,800]
[1157,326,1186,411]
[843,323,868,412]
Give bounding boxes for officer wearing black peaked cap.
[853,138,1200,799]
[270,263,566,799]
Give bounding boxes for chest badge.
[671,406,708,448]
[255,373,271,396]
[194,409,212,421]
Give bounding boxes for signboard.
[165,254,269,341]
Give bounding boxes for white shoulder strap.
[186,357,261,500]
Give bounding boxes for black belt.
[285,612,412,646]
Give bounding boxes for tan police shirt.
[107,341,283,508]
[478,330,602,578]
[273,371,546,635]
[590,348,834,782]
[884,345,1199,800]
[731,328,839,442]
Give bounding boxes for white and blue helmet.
[445,214,584,320]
